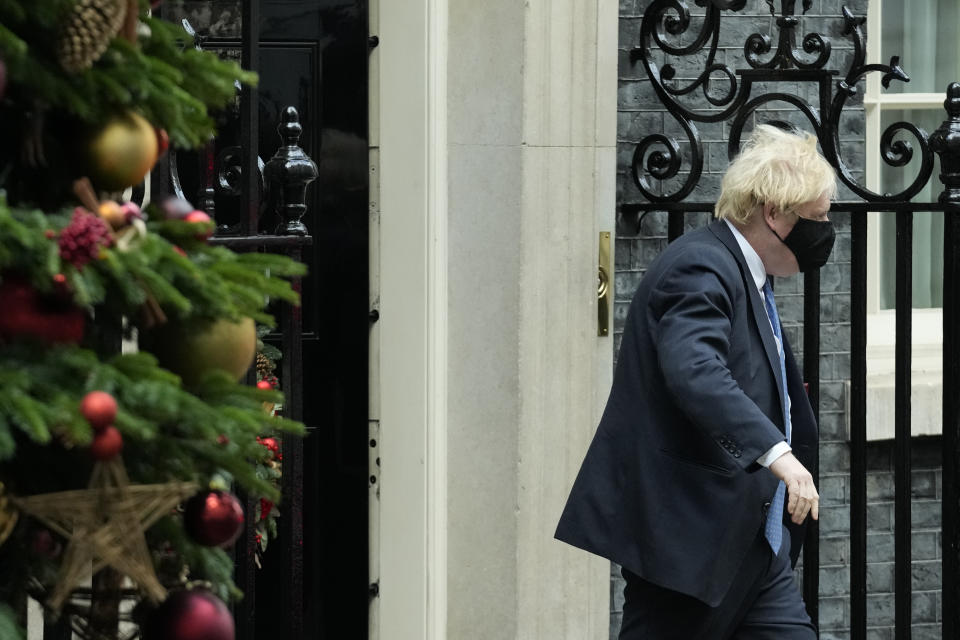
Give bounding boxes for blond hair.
[715,124,837,224]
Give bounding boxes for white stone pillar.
[377,0,616,636]
[446,0,616,637]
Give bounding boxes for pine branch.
[0,604,24,640]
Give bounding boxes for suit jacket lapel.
[708,221,787,425]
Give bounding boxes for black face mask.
[771,216,836,272]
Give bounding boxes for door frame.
[372,0,448,637]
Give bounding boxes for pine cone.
[256,352,273,376]
[57,0,128,73]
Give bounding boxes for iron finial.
[263,107,318,236]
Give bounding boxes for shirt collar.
[724,219,767,292]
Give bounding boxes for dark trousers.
[619,526,815,640]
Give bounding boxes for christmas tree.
[0,1,306,637]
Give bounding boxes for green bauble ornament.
[145,317,257,388]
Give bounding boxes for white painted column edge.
[376,0,448,636]
[426,0,449,636]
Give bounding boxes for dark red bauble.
[80,391,117,431]
[184,490,244,548]
[90,426,123,460]
[143,589,234,640]
[30,528,62,559]
[0,277,85,344]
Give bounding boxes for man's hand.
[768,452,819,524]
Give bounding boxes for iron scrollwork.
[627,1,936,205]
[745,0,830,70]
[824,7,932,202]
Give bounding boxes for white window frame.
[862,0,945,439]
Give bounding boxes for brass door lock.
[598,231,611,336]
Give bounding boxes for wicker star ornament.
[11,458,197,612]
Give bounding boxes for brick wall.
[612,1,943,638]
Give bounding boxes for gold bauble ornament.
[98,201,127,229]
[84,112,158,191]
[146,317,258,388]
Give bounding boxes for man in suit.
[556,125,836,639]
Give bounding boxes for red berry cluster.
[259,497,273,521]
[58,208,114,269]
[256,436,281,461]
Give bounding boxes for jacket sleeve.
[648,246,785,470]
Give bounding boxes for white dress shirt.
[724,220,792,468]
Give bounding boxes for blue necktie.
[761,280,791,555]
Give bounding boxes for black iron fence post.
[264,106,316,640]
[930,81,960,640]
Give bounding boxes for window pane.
[877,109,944,309]
[881,0,960,94]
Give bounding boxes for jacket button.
[762,501,771,513]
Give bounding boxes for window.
[862,0,958,438]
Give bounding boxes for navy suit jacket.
[555,220,818,607]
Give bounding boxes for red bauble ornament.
[184,490,244,548]
[90,426,123,460]
[80,391,117,430]
[156,128,170,158]
[184,211,210,222]
[256,380,273,391]
[143,589,235,640]
[0,277,85,344]
[184,211,213,241]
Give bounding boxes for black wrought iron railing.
[621,2,960,638]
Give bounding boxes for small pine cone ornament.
[59,207,114,269]
[57,0,128,73]
[256,352,272,377]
